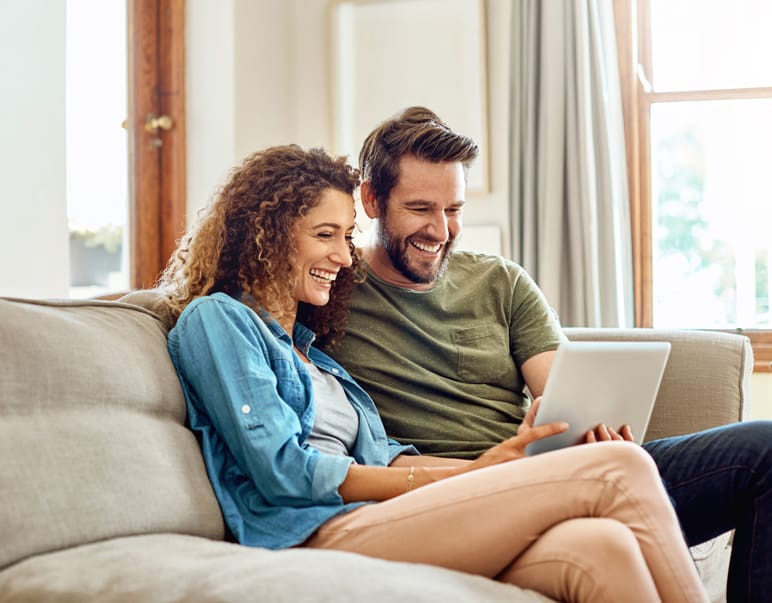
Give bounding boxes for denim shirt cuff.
[388,440,420,463]
[311,453,355,504]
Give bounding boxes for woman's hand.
[460,398,568,473]
[516,397,548,439]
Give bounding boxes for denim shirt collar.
[256,307,315,357]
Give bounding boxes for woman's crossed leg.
[305,442,707,603]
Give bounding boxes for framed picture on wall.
[329,0,490,193]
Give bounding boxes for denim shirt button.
[241,404,251,414]
[331,368,339,374]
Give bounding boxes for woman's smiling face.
[291,187,356,307]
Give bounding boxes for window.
[68,0,186,298]
[615,0,772,371]
[67,0,129,298]
[0,0,183,300]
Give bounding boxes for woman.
[160,145,707,603]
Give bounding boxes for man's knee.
[735,420,772,450]
[706,420,772,469]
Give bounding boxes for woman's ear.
[360,181,380,219]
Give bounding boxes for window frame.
[614,0,772,372]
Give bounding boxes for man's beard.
[376,222,454,285]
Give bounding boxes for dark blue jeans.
[643,420,772,603]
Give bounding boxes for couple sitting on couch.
[160,107,772,603]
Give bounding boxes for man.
[327,106,772,603]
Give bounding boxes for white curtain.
[509,0,633,328]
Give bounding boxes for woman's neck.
[264,303,297,339]
[263,300,304,360]
[275,314,296,338]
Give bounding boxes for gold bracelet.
[406,466,415,492]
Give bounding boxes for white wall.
[751,373,772,419]
[0,1,69,298]
[185,0,237,225]
[185,0,514,257]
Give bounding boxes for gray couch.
[0,293,752,602]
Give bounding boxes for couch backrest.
[120,291,755,445]
[0,297,225,570]
[565,327,753,442]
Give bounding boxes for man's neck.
[361,246,436,291]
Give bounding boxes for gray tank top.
[305,363,359,456]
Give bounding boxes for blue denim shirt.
[167,293,416,549]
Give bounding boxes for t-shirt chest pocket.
[452,325,510,383]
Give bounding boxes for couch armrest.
[563,328,753,442]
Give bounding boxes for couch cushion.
[0,298,225,571]
[0,534,554,603]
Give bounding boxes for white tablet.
[524,340,671,456]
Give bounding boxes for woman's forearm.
[338,462,462,503]
[389,453,472,468]
[339,422,567,503]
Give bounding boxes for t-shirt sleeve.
[170,298,353,507]
[508,266,568,366]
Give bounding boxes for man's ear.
[360,180,380,219]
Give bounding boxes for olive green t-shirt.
[327,251,566,459]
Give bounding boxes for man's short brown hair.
[358,106,479,211]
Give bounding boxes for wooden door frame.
[127,0,186,290]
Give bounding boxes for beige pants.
[305,442,708,603]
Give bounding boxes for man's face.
[371,156,465,289]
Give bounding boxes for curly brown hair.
[158,145,362,345]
